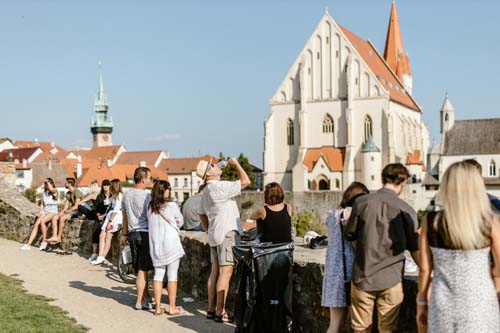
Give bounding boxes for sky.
[1,0,500,166]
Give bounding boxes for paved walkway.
[0,238,234,333]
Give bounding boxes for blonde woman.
[417,161,500,332]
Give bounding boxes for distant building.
[91,64,113,148]
[263,3,429,192]
[116,150,170,168]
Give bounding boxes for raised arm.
[228,158,250,190]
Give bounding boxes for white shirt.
[200,179,241,247]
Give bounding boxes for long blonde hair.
[88,181,100,196]
[436,161,494,250]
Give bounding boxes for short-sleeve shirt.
[66,189,83,208]
[344,187,419,291]
[182,194,203,230]
[199,180,241,247]
[121,188,151,232]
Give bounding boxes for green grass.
[0,273,88,333]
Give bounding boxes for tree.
[219,152,255,188]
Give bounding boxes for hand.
[416,304,428,333]
[120,235,128,247]
[228,157,238,166]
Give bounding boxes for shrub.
[292,211,327,237]
[241,200,254,210]
[23,187,38,204]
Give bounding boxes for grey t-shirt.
[121,188,151,232]
[344,187,419,291]
[182,194,202,230]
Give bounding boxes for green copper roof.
[361,137,380,153]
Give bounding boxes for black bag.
[309,236,328,249]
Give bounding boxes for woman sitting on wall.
[250,182,293,244]
[91,179,123,265]
[78,179,112,261]
[21,178,60,251]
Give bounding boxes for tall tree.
[219,152,255,188]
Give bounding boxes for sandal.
[213,312,233,323]
[167,306,185,316]
[154,307,166,316]
[206,310,216,319]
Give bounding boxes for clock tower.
[91,63,113,147]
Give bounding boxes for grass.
[0,273,88,333]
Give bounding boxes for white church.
[263,3,429,192]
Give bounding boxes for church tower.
[440,93,455,135]
[91,63,113,147]
[384,1,413,94]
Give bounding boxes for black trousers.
[78,206,102,244]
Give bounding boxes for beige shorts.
[210,231,237,266]
[350,282,404,332]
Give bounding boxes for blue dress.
[321,209,354,308]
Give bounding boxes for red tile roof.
[339,25,420,112]
[383,2,411,79]
[158,155,217,175]
[303,147,345,172]
[116,151,164,167]
[69,145,123,161]
[14,140,67,154]
[406,149,424,165]
[76,163,169,187]
[0,147,41,162]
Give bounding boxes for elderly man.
[197,157,250,323]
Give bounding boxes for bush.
[292,211,327,237]
[23,187,38,204]
[241,200,254,210]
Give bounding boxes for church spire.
[91,62,113,148]
[383,2,413,93]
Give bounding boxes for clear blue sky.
[2,0,499,166]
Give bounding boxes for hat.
[101,179,111,186]
[196,159,211,179]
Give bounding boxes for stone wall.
[0,188,417,333]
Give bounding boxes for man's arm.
[199,214,209,231]
[402,209,420,267]
[68,197,81,212]
[344,202,360,241]
[120,212,129,246]
[228,158,251,190]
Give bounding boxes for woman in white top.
[91,179,123,265]
[21,178,60,250]
[148,180,185,316]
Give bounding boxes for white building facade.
[264,4,429,192]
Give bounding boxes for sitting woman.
[148,180,185,316]
[21,178,60,251]
[78,179,112,261]
[250,182,292,244]
[91,179,122,265]
[321,181,369,333]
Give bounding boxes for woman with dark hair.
[250,182,292,244]
[79,179,112,261]
[147,180,185,316]
[321,181,369,333]
[21,178,60,250]
[91,179,122,265]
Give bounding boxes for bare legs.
[26,213,54,246]
[98,231,114,258]
[327,307,347,333]
[215,265,233,316]
[207,262,219,313]
[136,270,149,306]
[153,280,164,314]
[167,281,180,314]
[47,213,70,243]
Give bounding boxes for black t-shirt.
[95,193,111,215]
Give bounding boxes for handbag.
[122,245,132,265]
[339,211,351,306]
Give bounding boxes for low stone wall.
[0,189,417,333]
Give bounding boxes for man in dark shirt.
[344,163,419,333]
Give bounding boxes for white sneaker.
[135,300,156,310]
[39,241,48,251]
[88,253,98,261]
[91,256,105,265]
[20,244,31,251]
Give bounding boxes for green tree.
[219,152,255,188]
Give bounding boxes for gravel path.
[0,238,234,333]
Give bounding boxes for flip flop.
[154,307,166,316]
[167,306,185,316]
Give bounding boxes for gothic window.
[335,179,340,189]
[287,119,294,145]
[445,114,449,122]
[490,160,497,177]
[322,114,334,133]
[364,115,373,143]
